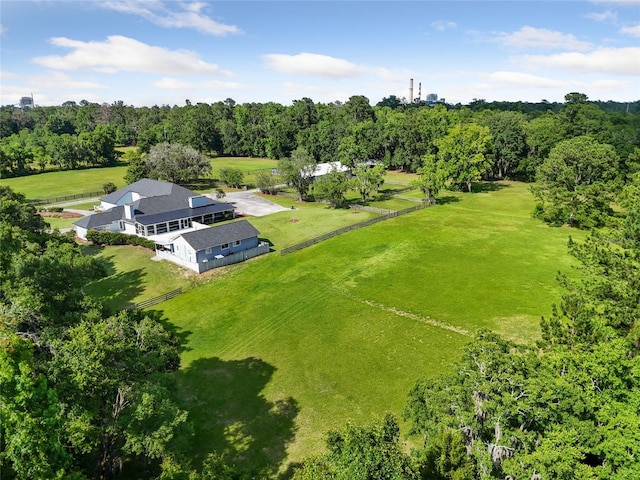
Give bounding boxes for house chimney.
[124,204,134,220]
[409,78,414,104]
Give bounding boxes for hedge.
[86,230,155,250]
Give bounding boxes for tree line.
[2,93,638,183]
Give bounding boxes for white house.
[74,178,235,241]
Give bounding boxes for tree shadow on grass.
[84,265,146,313]
[144,308,193,356]
[176,356,299,478]
[435,195,460,205]
[471,181,510,193]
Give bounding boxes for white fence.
[156,242,271,274]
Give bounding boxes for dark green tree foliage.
[255,170,280,195]
[436,123,493,192]
[292,414,418,480]
[48,310,185,478]
[532,136,621,227]
[414,428,476,480]
[541,174,640,348]
[146,142,212,185]
[411,154,448,205]
[313,168,350,207]
[343,95,375,123]
[123,148,149,184]
[405,332,640,480]
[521,113,564,181]
[218,166,244,188]
[0,333,74,480]
[279,147,316,201]
[4,92,639,184]
[405,183,640,479]
[486,111,527,179]
[0,186,190,479]
[352,164,386,204]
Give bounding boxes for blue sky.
[1,1,639,107]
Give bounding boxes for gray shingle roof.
[136,202,234,226]
[179,220,260,251]
[101,178,198,205]
[74,178,235,231]
[74,206,124,229]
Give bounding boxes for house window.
[206,248,212,254]
[221,243,229,250]
[156,223,168,234]
[168,220,180,231]
[233,240,241,247]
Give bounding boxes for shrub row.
[86,230,155,250]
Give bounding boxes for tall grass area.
[129,181,583,475]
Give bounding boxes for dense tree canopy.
[532,136,622,227]
[0,186,191,479]
[145,142,212,185]
[2,94,637,185]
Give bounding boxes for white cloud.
[32,35,233,76]
[154,77,195,89]
[431,20,457,32]
[586,10,618,22]
[587,78,631,90]
[621,24,640,36]
[262,53,369,79]
[498,26,592,51]
[481,71,568,88]
[100,0,240,36]
[522,46,640,75]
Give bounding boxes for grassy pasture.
[209,156,279,189]
[82,245,198,312]
[1,165,129,201]
[80,180,584,476]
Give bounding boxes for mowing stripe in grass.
[334,289,472,337]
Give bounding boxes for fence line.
[280,202,426,256]
[30,191,103,206]
[123,288,183,311]
[198,242,271,273]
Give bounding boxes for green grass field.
[1,165,130,201]
[81,244,199,312]
[6,164,586,476]
[76,180,584,476]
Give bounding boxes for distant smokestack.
[418,83,422,102]
[409,79,414,104]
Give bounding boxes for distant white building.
[302,162,350,180]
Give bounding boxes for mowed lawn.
[1,165,130,201]
[125,181,584,475]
